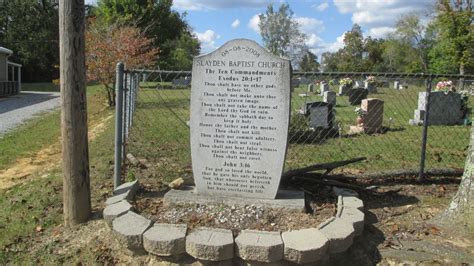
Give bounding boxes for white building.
[0,47,22,96]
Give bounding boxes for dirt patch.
[134,182,336,233]
[0,114,112,190]
[14,175,473,264]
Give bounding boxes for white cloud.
[194,30,221,52]
[333,0,433,38]
[248,14,261,33]
[174,0,271,11]
[308,32,346,63]
[314,2,329,12]
[367,27,395,38]
[231,19,241,29]
[305,34,323,47]
[295,17,325,34]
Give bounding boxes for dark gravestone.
[409,91,464,125]
[309,102,334,129]
[348,88,368,105]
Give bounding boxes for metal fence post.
[114,62,124,189]
[419,76,433,181]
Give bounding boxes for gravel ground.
[0,91,60,136]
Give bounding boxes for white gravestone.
[190,39,291,199]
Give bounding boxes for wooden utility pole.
[59,0,91,226]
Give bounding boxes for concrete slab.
[186,227,234,261]
[143,223,187,256]
[114,179,139,196]
[342,196,364,211]
[281,228,329,264]
[112,211,153,254]
[164,186,305,211]
[339,207,365,236]
[103,200,133,227]
[105,191,131,206]
[319,218,355,254]
[235,230,283,262]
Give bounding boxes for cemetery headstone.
[320,82,330,96]
[409,91,464,125]
[301,101,315,116]
[361,98,384,133]
[323,91,336,107]
[354,80,363,88]
[364,81,377,93]
[393,81,400,90]
[299,77,311,85]
[349,98,384,134]
[307,83,314,93]
[338,84,351,96]
[348,88,368,105]
[189,39,291,199]
[309,102,333,129]
[172,77,191,88]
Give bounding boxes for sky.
[85,0,435,57]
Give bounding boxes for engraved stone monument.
[323,91,336,107]
[409,91,464,125]
[349,98,384,134]
[189,39,291,199]
[309,102,334,129]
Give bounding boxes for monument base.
[163,186,305,212]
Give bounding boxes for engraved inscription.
[190,39,290,199]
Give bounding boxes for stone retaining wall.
[103,180,365,264]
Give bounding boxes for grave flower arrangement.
[355,107,367,125]
[435,80,455,94]
[340,77,353,86]
[365,76,377,84]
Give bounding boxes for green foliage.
[339,24,365,72]
[93,0,200,70]
[321,24,386,72]
[259,3,307,67]
[429,0,474,74]
[395,13,431,71]
[0,0,59,82]
[299,51,320,72]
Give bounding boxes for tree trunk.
[459,62,465,90]
[59,0,91,226]
[438,125,474,223]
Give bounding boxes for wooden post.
[59,0,91,226]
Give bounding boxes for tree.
[0,0,59,82]
[394,13,432,72]
[363,37,386,72]
[164,31,201,70]
[429,0,473,74]
[259,3,308,67]
[93,0,200,70]
[439,126,474,226]
[321,51,340,72]
[338,24,365,72]
[299,51,320,72]
[85,20,158,106]
[382,37,421,72]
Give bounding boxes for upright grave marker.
[190,39,291,199]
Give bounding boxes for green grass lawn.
[126,83,471,182]
[22,82,59,92]
[0,84,116,264]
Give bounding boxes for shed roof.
[0,47,13,55]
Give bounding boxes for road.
[0,91,61,136]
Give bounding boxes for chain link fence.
[113,65,474,186]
